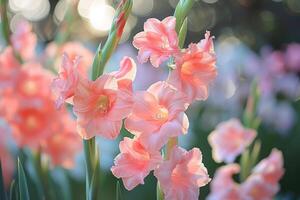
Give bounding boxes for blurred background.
[1,0,300,199]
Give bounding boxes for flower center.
[96,95,109,113]
[181,61,194,76]
[22,80,38,95]
[161,37,170,49]
[155,107,169,121]
[26,115,39,130]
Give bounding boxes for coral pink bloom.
[241,175,279,200]
[125,81,189,151]
[0,47,20,89]
[251,148,284,185]
[73,74,133,139]
[110,56,137,92]
[111,137,162,190]
[52,53,81,108]
[154,146,210,200]
[133,16,179,67]
[168,31,217,103]
[208,118,256,163]
[42,114,82,168]
[59,42,93,75]
[0,143,14,188]
[11,20,37,60]
[207,164,242,200]
[11,97,56,148]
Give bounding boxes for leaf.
[17,158,30,200]
[116,181,122,200]
[9,180,17,200]
[178,18,188,48]
[250,140,261,168]
[0,161,7,200]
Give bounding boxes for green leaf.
[250,140,261,168]
[178,18,188,48]
[10,180,18,200]
[174,0,195,33]
[17,158,30,200]
[0,0,10,45]
[0,161,7,200]
[116,181,122,200]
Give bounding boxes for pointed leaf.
[9,180,18,200]
[17,159,30,200]
[116,181,122,200]
[156,182,164,200]
[0,161,7,200]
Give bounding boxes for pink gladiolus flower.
[42,114,82,168]
[241,175,279,200]
[52,53,81,108]
[0,47,20,90]
[110,56,137,92]
[133,16,179,68]
[251,148,284,185]
[168,31,217,103]
[11,20,37,60]
[154,146,210,200]
[73,74,133,139]
[285,43,300,72]
[59,42,93,75]
[125,81,189,151]
[111,137,162,190]
[208,118,256,163]
[207,164,242,200]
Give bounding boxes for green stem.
[0,0,10,45]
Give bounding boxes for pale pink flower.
[154,146,210,200]
[42,113,82,168]
[0,47,20,89]
[73,74,133,139]
[52,53,81,108]
[133,16,179,67]
[285,43,300,72]
[110,56,137,92]
[168,31,217,103]
[208,118,256,163]
[125,81,189,151]
[11,20,37,60]
[59,42,93,75]
[241,175,279,200]
[251,148,284,185]
[0,143,14,188]
[111,137,162,190]
[207,164,242,200]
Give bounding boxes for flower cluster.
[0,21,82,171]
[53,16,217,199]
[208,118,285,199]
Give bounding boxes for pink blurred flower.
[285,43,300,72]
[73,74,133,140]
[42,113,82,168]
[263,51,285,75]
[10,97,57,148]
[251,148,284,185]
[58,42,93,75]
[0,143,14,188]
[125,81,189,151]
[154,146,210,200]
[208,118,256,163]
[133,16,179,68]
[11,20,37,60]
[111,137,162,190]
[0,47,20,90]
[52,53,81,109]
[168,31,217,103]
[207,164,242,200]
[241,175,279,200]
